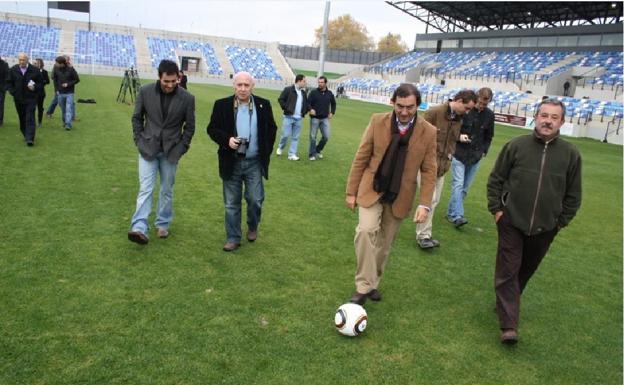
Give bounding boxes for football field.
[0,75,621,385]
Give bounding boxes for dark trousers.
[36,93,46,124]
[0,88,5,124]
[15,99,37,142]
[495,213,558,330]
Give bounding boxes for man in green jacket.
[487,98,582,345]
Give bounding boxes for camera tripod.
[117,67,141,104]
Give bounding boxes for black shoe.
[453,217,468,228]
[501,329,518,345]
[128,231,148,245]
[26,141,34,147]
[349,292,367,305]
[417,237,440,249]
[367,289,382,301]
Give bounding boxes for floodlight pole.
[318,1,330,78]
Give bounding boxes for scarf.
[373,112,416,203]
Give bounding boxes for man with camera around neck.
[208,71,278,252]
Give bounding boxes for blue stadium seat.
[0,21,60,60]
[225,45,281,80]
[75,30,137,67]
[147,37,222,75]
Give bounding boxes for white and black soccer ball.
[334,303,367,337]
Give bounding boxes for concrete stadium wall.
[285,58,361,75]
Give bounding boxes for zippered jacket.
[424,101,463,177]
[487,131,582,235]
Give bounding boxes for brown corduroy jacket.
[424,101,463,177]
[346,112,437,219]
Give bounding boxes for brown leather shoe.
[128,231,148,245]
[157,228,169,238]
[223,242,240,252]
[349,292,367,305]
[247,230,257,242]
[367,289,382,301]
[500,328,518,345]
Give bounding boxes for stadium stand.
[147,37,222,75]
[75,30,136,67]
[225,45,281,80]
[0,20,60,61]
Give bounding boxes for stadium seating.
[147,37,223,75]
[576,51,623,87]
[457,51,569,79]
[369,51,433,73]
[74,30,137,68]
[224,45,281,80]
[426,51,489,75]
[0,21,60,61]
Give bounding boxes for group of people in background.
[0,52,80,146]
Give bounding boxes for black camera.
[236,137,248,157]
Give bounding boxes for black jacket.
[454,107,494,165]
[52,66,80,94]
[278,85,308,117]
[36,68,50,97]
[308,87,336,119]
[7,64,43,102]
[0,59,8,89]
[207,95,277,180]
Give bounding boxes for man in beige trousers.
[345,84,437,305]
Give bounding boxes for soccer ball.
[334,303,368,336]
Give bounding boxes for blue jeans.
[309,117,330,157]
[57,93,74,128]
[222,157,264,243]
[46,93,58,115]
[130,153,178,235]
[447,156,481,221]
[278,115,303,157]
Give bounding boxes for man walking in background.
[488,98,581,344]
[207,71,278,252]
[446,87,495,227]
[128,60,195,245]
[346,84,437,305]
[307,76,336,161]
[0,55,9,126]
[52,56,79,130]
[416,90,477,249]
[7,53,42,146]
[276,74,307,161]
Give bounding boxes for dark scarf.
[373,112,416,203]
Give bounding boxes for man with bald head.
[7,53,42,146]
[208,72,278,251]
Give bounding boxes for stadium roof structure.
[386,1,624,33]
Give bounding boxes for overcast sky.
[0,0,426,47]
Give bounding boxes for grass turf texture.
[293,69,344,80]
[0,75,621,385]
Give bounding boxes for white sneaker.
[309,156,316,161]
[288,155,300,161]
[276,147,282,156]
[316,153,323,159]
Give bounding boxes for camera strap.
[233,95,254,142]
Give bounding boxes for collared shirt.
[293,85,303,119]
[236,100,259,158]
[396,116,415,136]
[20,66,27,75]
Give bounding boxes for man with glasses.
[487,98,582,344]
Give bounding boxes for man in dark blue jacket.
[307,76,336,161]
[276,74,307,160]
[52,56,79,130]
[7,53,43,146]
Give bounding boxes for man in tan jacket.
[415,90,477,249]
[345,84,437,305]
